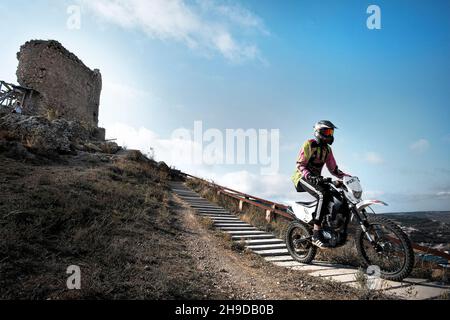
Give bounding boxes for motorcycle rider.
[291,120,350,248]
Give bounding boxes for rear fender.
[290,202,315,223]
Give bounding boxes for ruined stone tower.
[16,40,102,127]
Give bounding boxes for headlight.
[353,191,362,199]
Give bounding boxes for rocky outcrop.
[16,40,102,127]
[0,112,119,157]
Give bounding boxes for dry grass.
[215,231,233,244]
[354,268,368,289]
[209,226,245,253]
[230,239,247,253]
[113,152,168,183]
[315,236,362,267]
[0,152,211,299]
[45,106,59,121]
[410,260,449,283]
[198,216,215,231]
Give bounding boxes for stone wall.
[16,40,102,127]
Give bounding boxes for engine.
[322,198,349,247]
[321,228,348,247]
[326,198,346,228]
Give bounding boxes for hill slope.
[380,212,450,251]
[0,150,221,299]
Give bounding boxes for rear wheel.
[355,215,414,281]
[286,221,317,263]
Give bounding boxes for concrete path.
[170,181,450,300]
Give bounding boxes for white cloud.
[410,139,430,153]
[353,152,385,165]
[198,0,269,35]
[437,191,450,198]
[364,152,384,165]
[102,81,155,107]
[98,81,159,127]
[214,170,297,200]
[79,0,267,62]
[105,122,202,168]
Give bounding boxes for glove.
[308,175,324,186]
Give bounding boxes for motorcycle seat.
[295,200,317,208]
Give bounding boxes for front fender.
[356,199,388,212]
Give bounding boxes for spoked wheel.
[355,215,414,281]
[285,221,317,263]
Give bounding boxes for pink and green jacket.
[292,139,348,186]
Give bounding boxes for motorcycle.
[286,176,414,281]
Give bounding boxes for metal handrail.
[183,173,288,209]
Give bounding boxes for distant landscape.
[380,211,450,252]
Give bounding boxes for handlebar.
[322,178,344,188]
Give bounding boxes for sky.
[0,0,449,213]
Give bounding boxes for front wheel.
[355,215,415,281]
[286,221,317,263]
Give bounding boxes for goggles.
[320,128,334,136]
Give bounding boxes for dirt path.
[173,195,382,300]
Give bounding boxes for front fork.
[352,209,381,250]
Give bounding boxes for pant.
[295,177,331,225]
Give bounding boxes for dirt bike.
[286,176,414,281]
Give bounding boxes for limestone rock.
[0,113,90,154]
[78,141,121,154]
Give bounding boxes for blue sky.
[0,0,449,212]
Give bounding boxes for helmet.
[314,120,338,145]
